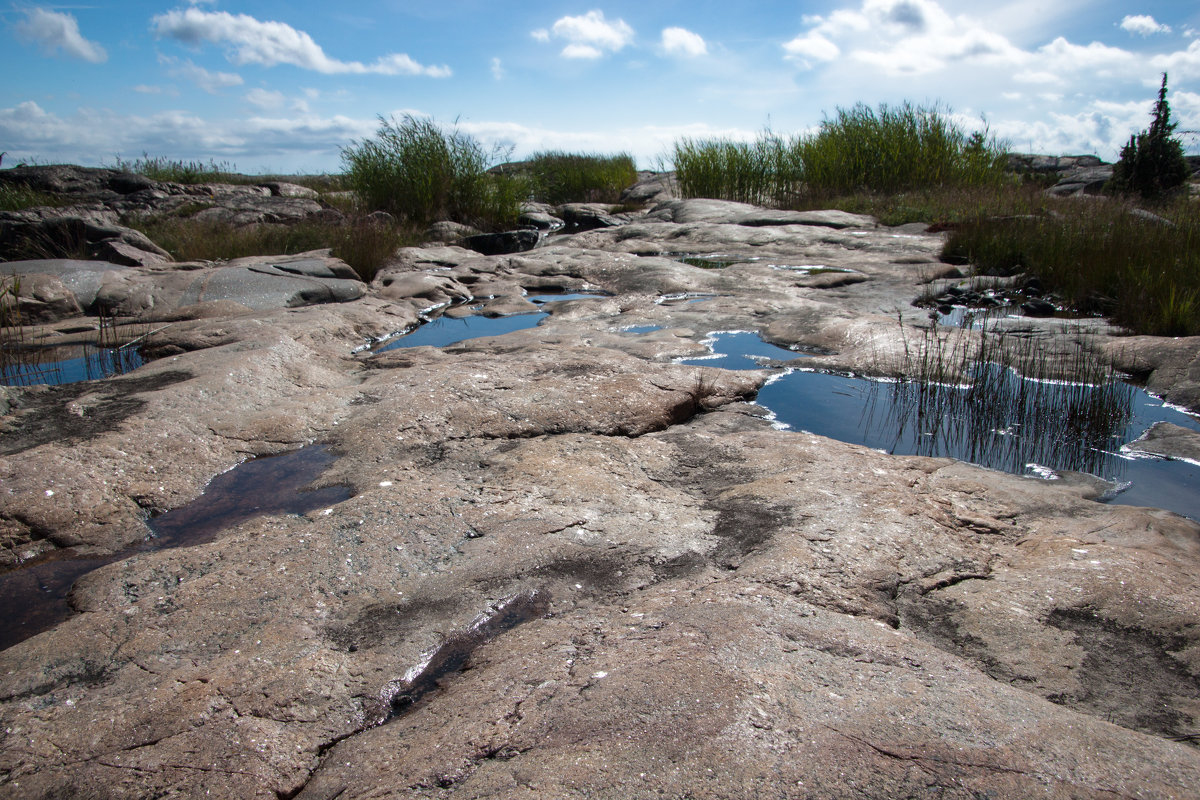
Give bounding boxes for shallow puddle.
[0,445,351,651]
[375,312,546,352]
[679,330,806,370]
[1,343,145,387]
[375,293,606,352]
[682,331,1200,521]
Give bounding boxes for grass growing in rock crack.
[0,183,71,212]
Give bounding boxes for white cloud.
[151,8,451,77]
[661,27,707,57]
[161,56,244,94]
[784,0,1024,76]
[562,44,604,60]
[0,100,378,171]
[783,32,841,65]
[245,88,286,109]
[537,10,634,59]
[14,8,107,63]
[491,57,504,80]
[1120,15,1171,37]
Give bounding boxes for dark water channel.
[0,445,351,651]
[678,331,1200,521]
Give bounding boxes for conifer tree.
[1107,73,1189,200]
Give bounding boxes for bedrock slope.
[0,196,1198,799]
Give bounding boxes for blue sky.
[2,1,1199,173]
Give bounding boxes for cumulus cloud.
[783,32,841,65]
[784,0,1025,75]
[1120,15,1171,37]
[536,10,634,59]
[491,57,504,80]
[161,56,244,94]
[151,8,451,77]
[661,27,707,57]
[14,8,107,63]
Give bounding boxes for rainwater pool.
[678,331,1200,521]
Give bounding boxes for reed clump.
[341,115,525,231]
[672,102,1008,206]
[885,319,1134,475]
[0,183,69,212]
[524,151,638,204]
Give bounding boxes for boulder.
[556,203,626,232]
[258,181,320,199]
[424,220,480,243]
[620,171,676,205]
[0,212,172,265]
[461,229,540,255]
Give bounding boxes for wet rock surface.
[1,189,1199,798]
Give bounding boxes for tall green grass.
[673,134,800,206]
[112,154,241,184]
[672,103,1007,206]
[0,182,70,212]
[942,197,1200,337]
[525,151,638,204]
[109,154,349,192]
[341,115,525,231]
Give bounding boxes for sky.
[2,1,1199,174]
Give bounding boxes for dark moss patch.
[0,370,192,455]
[1046,607,1200,743]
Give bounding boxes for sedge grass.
[942,195,1200,337]
[671,103,1008,207]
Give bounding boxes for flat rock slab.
[1127,421,1200,463]
[3,252,364,318]
[1,196,1199,799]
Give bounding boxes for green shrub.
[1107,73,1189,200]
[526,151,638,204]
[341,114,525,231]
